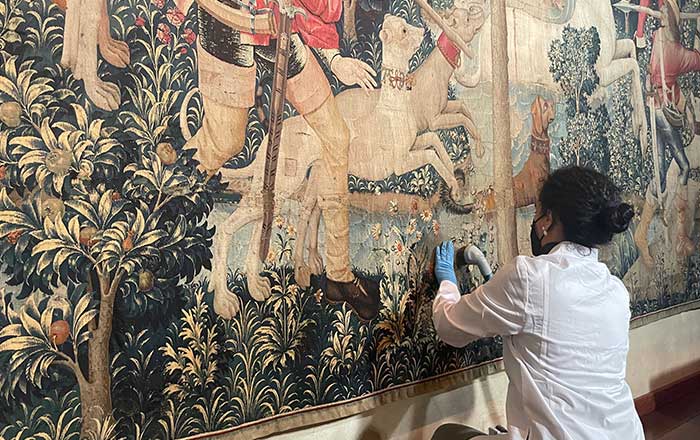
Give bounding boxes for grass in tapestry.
[155,215,501,438]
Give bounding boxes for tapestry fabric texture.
[1,0,699,438]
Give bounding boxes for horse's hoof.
[676,236,694,258]
[213,290,241,320]
[295,265,312,288]
[308,252,324,275]
[248,276,272,302]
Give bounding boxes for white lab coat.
[433,242,644,440]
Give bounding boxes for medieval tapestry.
[1,0,700,438]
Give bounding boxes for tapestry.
[1,0,700,438]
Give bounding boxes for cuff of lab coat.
[438,280,461,301]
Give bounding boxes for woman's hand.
[331,56,377,91]
[435,241,457,285]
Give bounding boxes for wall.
[270,308,700,440]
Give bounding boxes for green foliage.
[549,26,601,115]
[0,0,24,52]
[607,78,653,194]
[0,389,81,440]
[0,0,689,438]
[149,207,502,437]
[0,0,213,436]
[549,25,619,174]
[558,106,611,172]
[0,286,96,399]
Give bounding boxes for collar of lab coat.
[547,241,599,260]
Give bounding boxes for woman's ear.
[542,209,554,232]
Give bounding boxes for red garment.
[437,33,460,69]
[241,0,341,48]
[636,0,663,38]
[650,31,700,106]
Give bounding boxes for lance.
[614,1,700,20]
[648,89,665,220]
[258,0,306,260]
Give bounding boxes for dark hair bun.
[604,203,634,234]
[539,166,635,247]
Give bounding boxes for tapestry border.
[180,360,506,440]
[629,299,700,329]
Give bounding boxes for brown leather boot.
[314,274,381,322]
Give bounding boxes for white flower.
[406,218,417,235]
[370,223,382,240]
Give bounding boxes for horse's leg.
[212,200,261,319]
[596,54,648,152]
[634,190,657,268]
[244,213,272,302]
[61,0,82,72]
[612,38,636,61]
[412,132,455,176]
[306,202,323,276]
[293,178,319,288]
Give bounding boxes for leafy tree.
[549,25,612,172]
[0,52,213,440]
[549,25,601,115]
[558,106,611,172]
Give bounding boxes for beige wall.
[269,309,700,440]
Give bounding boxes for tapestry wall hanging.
[1,0,700,438]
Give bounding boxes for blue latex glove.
[435,241,457,285]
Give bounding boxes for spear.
[259,1,306,260]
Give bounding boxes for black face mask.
[530,214,560,256]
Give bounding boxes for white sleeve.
[432,256,531,348]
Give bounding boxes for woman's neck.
[541,223,566,248]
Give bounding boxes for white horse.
[458,0,648,151]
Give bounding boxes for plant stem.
[55,352,87,383]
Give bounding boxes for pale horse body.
[211,16,437,318]
[468,0,648,151]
